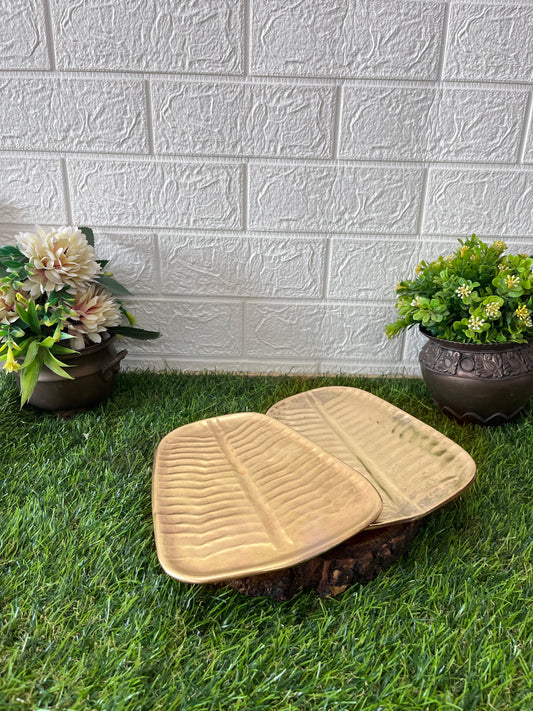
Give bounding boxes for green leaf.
[51,344,78,355]
[79,226,95,247]
[0,245,26,265]
[43,350,73,380]
[3,259,25,269]
[19,352,44,406]
[96,274,130,295]
[15,303,30,326]
[21,339,40,368]
[109,325,160,340]
[26,299,41,334]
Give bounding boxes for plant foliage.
[0,226,159,405]
[386,235,533,344]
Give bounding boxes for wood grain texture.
[218,520,422,600]
[152,412,383,583]
[267,387,476,528]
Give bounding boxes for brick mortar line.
[1,69,532,92]
[3,224,523,242]
[321,237,332,302]
[437,1,451,82]
[243,0,251,77]
[242,163,249,232]
[41,0,56,72]
[1,149,529,170]
[123,295,398,307]
[416,167,431,236]
[59,158,73,225]
[332,85,343,160]
[1,222,529,242]
[144,80,155,155]
[242,301,248,359]
[517,91,533,164]
[2,151,531,171]
[151,233,163,296]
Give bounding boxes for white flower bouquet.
[0,226,159,404]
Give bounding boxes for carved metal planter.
[17,335,127,412]
[418,328,533,425]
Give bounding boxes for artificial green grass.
[1,370,532,711]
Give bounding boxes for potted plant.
[0,226,159,410]
[386,234,533,424]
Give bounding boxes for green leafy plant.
[386,234,533,344]
[0,226,159,405]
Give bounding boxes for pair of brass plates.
[152,387,476,583]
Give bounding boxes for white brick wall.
[151,80,336,158]
[251,0,446,80]
[1,0,532,376]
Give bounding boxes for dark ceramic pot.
[18,335,127,411]
[418,328,533,425]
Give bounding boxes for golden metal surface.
[267,387,476,528]
[152,412,383,583]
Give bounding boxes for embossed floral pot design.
[16,336,127,411]
[418,328,533,425]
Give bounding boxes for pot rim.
[419,326,531,353]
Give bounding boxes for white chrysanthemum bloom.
[0,286,19,325]
[17,226,101,297]
[67,284,122,350]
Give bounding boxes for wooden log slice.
[216,520,421,600]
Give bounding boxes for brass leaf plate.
[152,412,383,583]
[267,387,476,528]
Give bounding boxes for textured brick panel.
[424,169,533,237]
[1,78,148,154]
[340,86,526,163]
[159,234,325,298]
[93,231,159,295]
[125,299,243,357]
[0,0,49,69]
[417,237,469,264]
[444,4,533,82]
[402,327,428,368]
[328,238,421,300]
[245,303,402,360]
[68,159,243,230]
[249,165,423,234]
[51,0,243,74]
[152,81,334,158]
[252,0,445,79]
[0,156,65,224]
